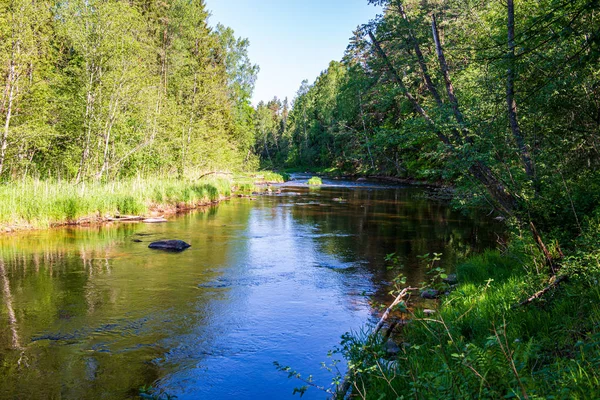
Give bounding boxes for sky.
[205,0,381,105]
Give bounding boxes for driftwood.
[332,287,417,400]
[106,215,143,222]
[143,217,168,223]
[374,287,417,335]
[515,275,568,308]
[197,171,233,180]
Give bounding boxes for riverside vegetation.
[0,173,286,231]
[0,0,288,230]
[1,0,599,398]
[258,0,600,398]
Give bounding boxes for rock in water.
[443,274,458,285]
[384,340,401,356]
[148,240,191,251]
[420,288,439,299]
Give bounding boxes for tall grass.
[0,177,233,229]
[336,221,600,399]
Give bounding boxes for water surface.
[0,177,501,399]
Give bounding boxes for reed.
[0,176,234,230]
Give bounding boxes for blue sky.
[205,0,381,105]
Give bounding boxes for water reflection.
[0,180,501,399]
[0,260,20,349]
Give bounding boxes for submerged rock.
[420,288,439,299]
[143,217,168,223]
[148,240,191,251]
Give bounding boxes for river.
[0,176,501,399]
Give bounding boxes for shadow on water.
[0,179,502,399]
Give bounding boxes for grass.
[0,176,238,230]
[332,217,600,400]
[230,171,287,195]
[307,176,323,186]
[0,171,288,231]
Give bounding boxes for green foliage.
[307,177,322,186]
[338,217,600,399]
[457,250,523,286]
[0,0,262,182]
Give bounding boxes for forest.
[1,0,600,398]
[259,0,600,398]
[0,0,259,182]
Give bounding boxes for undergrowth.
[334,212,600,399]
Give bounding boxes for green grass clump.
[251,171,287,183]
[335,219,600,400]
[230,171,286,194]
[307,176,322,186]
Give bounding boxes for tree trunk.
[358,91,375,170]
[76,64,96,183]
[396,1,444,108]
[507,0,535,178]
[431,14,466,128]
[97,80,123,180]
[181,72,198,177]
[0,60,15,177]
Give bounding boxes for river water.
[0,176,501,399]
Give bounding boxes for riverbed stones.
[148,240,191,251]
[420,288,439,299]
[443,274,458,285]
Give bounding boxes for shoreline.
[0,173,288,235]
[0,174,443,235]
[0,196,231,235]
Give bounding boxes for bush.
[307,176,322,186]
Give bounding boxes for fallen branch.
[333,287,417,399]
[106,215,143,222]
[197,171,233,180]
[514,275,568,308]
[374,287,418,335]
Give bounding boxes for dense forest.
[0,0,260,181]
[259,0,599,248]
[255,0,600,398]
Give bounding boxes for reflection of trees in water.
[0,259,20,349]
[0,227,138,397]
[0,204,252,399]
[289,187,501,302]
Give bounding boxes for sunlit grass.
[307,176,323,186]
[337,241,600,399]
[0,171,288,230]
[0,177,233,229]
